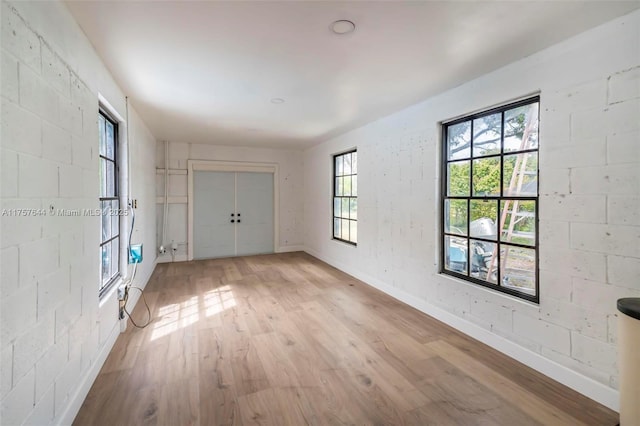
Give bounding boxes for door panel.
[193,171,236,259]
[236,172,274,256]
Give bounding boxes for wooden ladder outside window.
[485,108,537,282]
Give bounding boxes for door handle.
[231,213,235,217]
[237,219,241,223]
[230,219,235,223]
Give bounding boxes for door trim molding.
[187,160,280,261]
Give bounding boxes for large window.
[333,150,357,245]
[99,110,120,297]
[442,97,539,302]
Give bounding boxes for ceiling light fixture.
[270,98,285,104]
[330,20,356,35]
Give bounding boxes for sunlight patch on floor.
[204,285,236,317]
[150,287,236,341]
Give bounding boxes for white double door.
[193,171,274,259]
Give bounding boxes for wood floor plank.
[297,370,371,425]
[403,402,459,426]
[156,378,200,426]
[198,368,239,426]
[223,262,242,282]
[74,253,618,426]
[237,388,308,426]
[418,357,541,426]
[444,332,617,425]
[251,332,301,389]
[227,333,270,397]
[295,300,430,412]
[198,327,239,425]
[426,339,588,426]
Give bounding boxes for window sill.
[438,271,539,306]
[332,238,357,248]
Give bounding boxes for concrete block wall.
[0,1,157,424]
[155,141,304,262]
[303,10,640,409]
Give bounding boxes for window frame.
[440,96,540,303]
[332,149,358,245]
[99,109,120,299]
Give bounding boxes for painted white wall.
[1,1,635,423]
[156,141,304,262]
[0,1,157,424]
[304,10,640,410]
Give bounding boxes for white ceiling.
[66,1,639,149]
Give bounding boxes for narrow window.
[333,150,357,245]
[99,110,120,297]
[442,97,539,302]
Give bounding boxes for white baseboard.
[276,245,305,253]
[162,249,304,262]
[304,247,619,412]
[57,258,159,425]
[157,254,188,263]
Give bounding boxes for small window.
[441,97,539,302]
[99,110,120,297]
[333,150,357,245]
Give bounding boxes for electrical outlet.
[129,244,143,263]
[117,285,126,300]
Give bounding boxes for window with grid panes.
[99,110,120,298]
[333,150,357,245]
[442,97,539,302]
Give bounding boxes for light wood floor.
[74,252,617,425]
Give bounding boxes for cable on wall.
[123,210,151,327]
[119,95,152,329]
